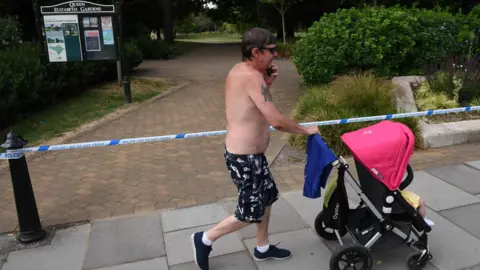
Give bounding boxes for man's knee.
[234,203,266,223]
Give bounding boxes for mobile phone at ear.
[266,67,274,76]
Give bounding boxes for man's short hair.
[241,27,276,60]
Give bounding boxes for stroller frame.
[316,156,433,270]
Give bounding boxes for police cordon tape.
[1,105,480,160]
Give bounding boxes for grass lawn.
[175,33,241,43]
[0,78,174,150]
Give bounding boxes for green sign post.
[40,0,132,103]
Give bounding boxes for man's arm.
[247,75,312,135]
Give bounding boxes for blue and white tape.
[1,105,479,160]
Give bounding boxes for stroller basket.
[310,120,433,270]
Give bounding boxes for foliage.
[415,85,458,110]
[124,39,144,74]
[291,6,480,85]
[288,72,421,155]
[276,42,295,58]
[419,56,480,108]
[133,35,177,60]
[174,12,216,33]
[0,15,22,50]
[260,0,302,44]
[0,40,143,130]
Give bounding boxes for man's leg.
[191,209,255,270]
[191,150,257,270]
[256,206,271,247]
[251,155,291,261]
[205,215,249,242]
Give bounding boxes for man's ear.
[251,47,260,58]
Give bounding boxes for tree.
[260,0,301,44]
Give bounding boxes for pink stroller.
[313,120,433,270]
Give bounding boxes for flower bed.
[411,58,480,124]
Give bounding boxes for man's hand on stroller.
[305,126,320,135]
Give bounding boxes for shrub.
[134,35,178,60]
[292,6,478,85]
[420,56,480,106]
[416,91,458,110]
[124,40,143,74]
[288,72,421,156]
[0,16,22,50]
[276,42,294,58]
[0,39,143,130]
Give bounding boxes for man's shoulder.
[227,63,263,84]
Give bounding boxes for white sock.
[202,232,213,246]
[257,243,270,253]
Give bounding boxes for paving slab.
[1,224,90,270]
[161,203,228,233]
[0,233,15,253]
[439,202,480,239]
[244,228,332,270]
[0,253,7,269]
[466,160,480,171]
[464,263,480,270]
[281,191,324,229]
[426,164,480,195]
[281,190,359,230]
[170,251,257,270]
[91,257,168,270]
[163,224,245,266]
[369,246,439,270]
[406,171,480,211]
[222,196,309,240]
[83,213,165,270]
[423,207,480,270]
[320,231,438,269]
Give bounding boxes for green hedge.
[0,41,143,130]
[133,35,178,60]
[292,6,480,85]
[0,15,22,51]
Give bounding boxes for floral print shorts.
[224,149,279,223]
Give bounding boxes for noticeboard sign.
[40,1,117,62]
[40,1,115,14]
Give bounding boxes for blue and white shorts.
[224,149,279,223]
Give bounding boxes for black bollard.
[1,131,46,243]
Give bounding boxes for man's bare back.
[225,62,271,154]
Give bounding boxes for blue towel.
[303,134,338,199]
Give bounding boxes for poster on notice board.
[84,30,101,51]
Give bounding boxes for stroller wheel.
[314,211,347,240]
[407,252,431,270]
[330,243,373,270]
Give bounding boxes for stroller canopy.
[340,120,415,191]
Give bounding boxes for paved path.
[3,159,480,270]
[0,44,303,233]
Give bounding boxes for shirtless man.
[191,27,319,270]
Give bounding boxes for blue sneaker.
[191,232,212,269]
[253,243,291,261]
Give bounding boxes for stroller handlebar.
[399,165,414,190]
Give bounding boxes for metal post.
[116,0,132,104]
[1,131,46,243]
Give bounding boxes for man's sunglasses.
[260,46,276,53]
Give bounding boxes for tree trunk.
[162,0,174,44]
[281,10,286,44]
